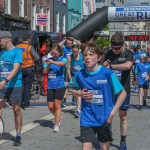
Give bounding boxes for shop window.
[5,0,11,15]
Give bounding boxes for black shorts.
[47,87,66,102]
[139,85,149,89]
[81,123,113,143]
[0,87,23,105]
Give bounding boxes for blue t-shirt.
[0,47,22,88]
[68,66,123,127]
[43,56,67,89]
[135,62,150,85]
[71,52,84,74]
[134,51,147,65]
[63,46,72,58]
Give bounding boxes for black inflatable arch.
[66,6,150,42]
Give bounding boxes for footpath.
[0,91,150,150]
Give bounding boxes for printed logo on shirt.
[96,80,107,84]
[118,57,126,62]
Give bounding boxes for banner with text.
[108,6,150,22]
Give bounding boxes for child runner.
[68,43,127,150]
[134,53,150,110]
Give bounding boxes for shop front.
[0,15,30,30]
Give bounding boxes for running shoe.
[53,125,59,132]
[14,136,22,146]
[74,109,81,118]
[61,101,66,107]
[143,100,147,106]
[133,87,138,93]
[72,97,76,106]
[119,141,127,150]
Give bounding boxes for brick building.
[0,0,53,31]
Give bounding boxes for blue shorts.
[115,94,130,111]
[0,87,23,105]
[139,85,149,89]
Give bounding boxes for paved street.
[1,91,150,150]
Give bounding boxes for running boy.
[134,53,150,110]
[68,43,127,150]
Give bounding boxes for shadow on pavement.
[33,120,54,129]
[110,143,120,150]
[1,132,14,141]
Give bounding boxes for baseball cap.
[0,31,12,40]
[140,53,147,59]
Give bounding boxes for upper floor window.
[19,0,24,17]
[5,0,11,14]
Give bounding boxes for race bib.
[73,65,81,71]
[142,72,147,78]
[135,59,140,63]
[0,61,11,80]
[48,73,56,79]
[88,90,103,105]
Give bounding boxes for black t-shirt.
[105,48,133,94]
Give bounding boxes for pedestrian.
[43,45,67,132]
[0,31,23,146]
[132,44,147,93]
[67,44,84,117]
[42,49,53,96]
[134,53,150,110]
[59,37,81,106]
[40,38,51,57]
[103,33,133,150]
[17,33,39,109]
[68,43,126,150]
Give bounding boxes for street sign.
[36,14,48,26]
[129,32,145,35]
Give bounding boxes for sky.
[124,0,150,6]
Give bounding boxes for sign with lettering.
[108,6,150,21]
[36,14,48,26]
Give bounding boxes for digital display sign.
[124,35,149,41]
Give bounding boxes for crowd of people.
[0,30,150,150]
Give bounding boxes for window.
[56,12,59,32]
[19,0,24,17]
[39,6,43,31]
[46,8,50,31]
[5,0,11,14]
[62,14,66,34]
[31,3,36,30]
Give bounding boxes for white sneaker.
[59,116,62,126]
[53,125,59,132]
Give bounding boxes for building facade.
[68,0,82,31]
[0,0,30,30]
[53,0,68,34]
[0,0,53,31]
[27,0,53,31]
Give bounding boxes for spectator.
[17,34,39,109]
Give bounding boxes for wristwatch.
[4,78,9,83]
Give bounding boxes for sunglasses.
[111,46,122,50]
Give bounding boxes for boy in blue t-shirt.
[134,54,150,109]
[68,43,127,150]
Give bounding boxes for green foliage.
[94,36,111,49]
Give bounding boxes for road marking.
[0,105,76,145]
